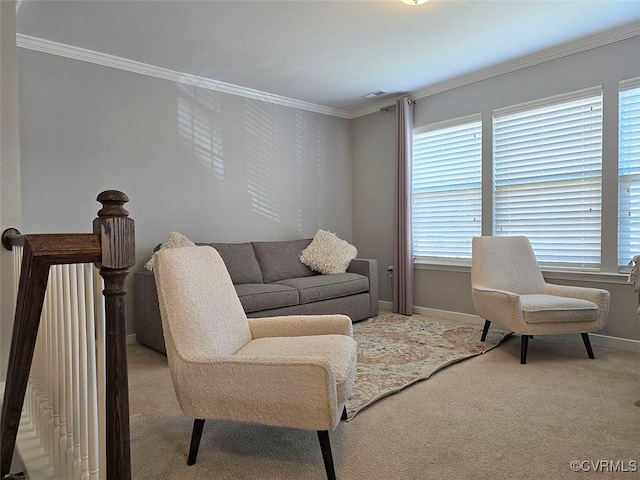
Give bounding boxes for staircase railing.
[0,190,135,480]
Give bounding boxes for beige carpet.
[346,313,509,419]
[128,313,640,480]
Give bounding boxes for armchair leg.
[187,419,205,466]
[317,431,336,480]
[520,335,529,364]
[581,333,595,359]
[480,320,491,341]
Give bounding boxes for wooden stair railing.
[0,190,135,480]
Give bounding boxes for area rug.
[345,313,509,420]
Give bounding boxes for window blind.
[493,87,603,270]
[618,79,640,268]
[412,115,482,262]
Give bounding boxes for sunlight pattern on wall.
[177,82,224,184]
[245,100,281,222]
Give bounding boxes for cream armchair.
[471,236,609,364]
[153,245,357,480]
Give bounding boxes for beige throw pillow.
[144,231,195,271]
[300,229,358,275]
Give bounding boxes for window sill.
[413,260,632,285]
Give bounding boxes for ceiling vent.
[362,89,389,99]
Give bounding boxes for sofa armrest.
[348,258,379,318]
[134,270,167,354]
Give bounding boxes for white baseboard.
[377,301,640,354]
[378,301,485,327]
[586,333,640,354]
[413,306,486,327]
[378,300,393,312]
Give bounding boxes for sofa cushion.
[235,283,299,313]
[145,231,195,271]
[276,273,369,305]
[252,239,316,283]
[202,242,263,284]
[300,229,358,274]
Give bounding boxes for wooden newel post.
[93,190,135,480]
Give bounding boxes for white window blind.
[412,114,482,262]
[618,79,640,268]
[493,87,603,271]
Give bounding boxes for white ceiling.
[15,0,640,115]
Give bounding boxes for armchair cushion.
[154,246,252,358]
[247,314,353,338]
[520,294,599,324]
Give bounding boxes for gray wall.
[351,110,396,302]
[17,49,353,335]
[0,1,23,380]
[352,36,640,341]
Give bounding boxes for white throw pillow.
[300,229,358,275]
[144,231,195,271]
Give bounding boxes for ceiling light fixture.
[401,0,429,5]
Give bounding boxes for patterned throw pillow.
[299,229,358,275]
[144,232,195,271]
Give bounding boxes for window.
[412,114,482,263]
[618,79,640,268]
[493,87,603,271]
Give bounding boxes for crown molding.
[16,22,640,121]
[350,22,640,119]
[16,34,352,119]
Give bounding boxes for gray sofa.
[135,238,379,354]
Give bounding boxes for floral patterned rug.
[345,313,509,420]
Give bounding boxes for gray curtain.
[393,97,414,315]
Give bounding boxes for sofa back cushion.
[252,239,316,283]
[202,242,264,284]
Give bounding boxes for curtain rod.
[379,99,416,112]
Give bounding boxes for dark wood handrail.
[0,190,135,480]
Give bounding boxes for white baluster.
[78,264,91,480]
[49,266,62,472]
[61,264,74,477]
[86,265,102,480]
[94,268,106,480]
[69,265,82,479]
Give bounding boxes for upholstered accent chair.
[153,246,357,480]
[471,236,610,364]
